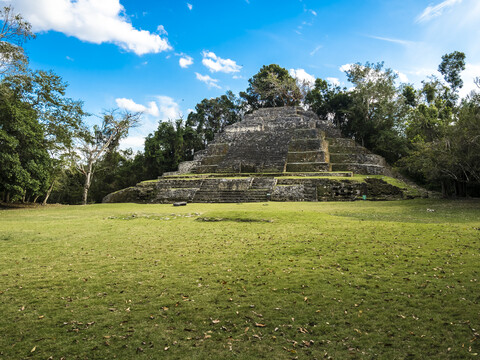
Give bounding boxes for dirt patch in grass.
[196,217,274,223]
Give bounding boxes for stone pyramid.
[104,107,418,204]
[168,106,388,176]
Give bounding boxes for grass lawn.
[0,199,479,359]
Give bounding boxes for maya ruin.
[104,106,421,203]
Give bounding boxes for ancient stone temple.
[104,107,422,203]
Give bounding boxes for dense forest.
[1,7,479,204]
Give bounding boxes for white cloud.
[201,51,242,74]
[289,68,315,88]
[310,45,322,56]
[459,63,480,98]
[310,10,317,16]
[119,136,145,150]
[195,72,221,89]
[115,98,160,117]
[156,96,181,120]
[416,0,462,23]
[326,77,340,86]
[395,71,409,83]
[179,55,193,68]
[115,95,182,151]
[367,35,416,47]
[9,0,172,55]
[187,3,193,10]
[339,63,353,73]
[157,25,168,35]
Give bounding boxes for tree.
[186,91,242,146]
[0,83,51,202]
[438,51,466,94]
[305,78,352,128]
[76,110,140,205]
[144,119,187,178]
[240,64,302,110]
[2,70,87,204]
[398,52,478,196]
[0,6,35,77]
[88,149,147,203]
[343,62,409,163]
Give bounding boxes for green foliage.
[187,90,242,145]
[0,7,87,204]
[144,119,189,178]
[89,150,147,203]
[438,51,466,93]
[342,62,409,163]
[76,110,140,205]
[305,78,352,127]
[0,6,35,77]
[0,83,51,202]
[0,200,479,358]
[240,64,301,110]
[398,52,480,196]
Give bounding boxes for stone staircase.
[192,178,253,203]
[327,138,389,175]
[286,128,330,172]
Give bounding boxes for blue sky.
[4,0,480,150]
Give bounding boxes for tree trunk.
[82,163,93,205]
[33,195,39,203]
[42,181,55,206]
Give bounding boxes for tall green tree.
[438,51,466,94]
[0,83,51,202]
[240,64,302,110]
[343,62,409,163]
[186,91,242,146]
[144,119,186,178]
[2,70,87,203]
[398,52,479,196]
[89,149,147,203]
[305,78,352,127]
[0,6,35,77]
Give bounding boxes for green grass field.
[1,200,479,359]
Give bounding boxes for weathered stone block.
[287,151,328,163]
[286,162,330,172]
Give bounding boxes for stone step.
[201,155,226,166]
[286,162,331,172]
[328,146,370,155]
[292,128,321,140]
[156,179,204,188]
[330,153,386,166]
[331,163,386,175]
[193,189,268,203]
[327,137,356,147]
[195,165,219,174]
[205,143,229,156]
[288,139,324,152]
[250,177,276,189]
[287,150,329,163]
